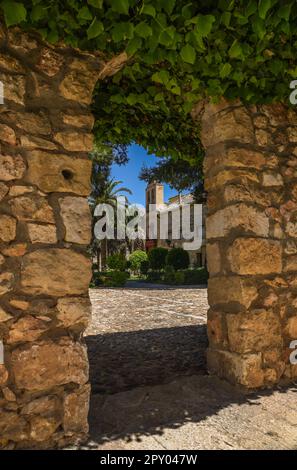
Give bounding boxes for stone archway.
[0,27,122,448]
[199,100,297,388]
[0,28,296,448]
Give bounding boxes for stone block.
[0,215,16,242]
[63,384,90,434]
[207,204,269,239]
[208,276,258,309]
[11,338,88,391]
[207,349,264,388]
[226,310,282,354]
[59,196,91,244]
[227,238,282,275]
[26,151,92,195]
[206,243,221,274]
[0,154,26,181]
[56,297,91,329]
[28,223,57,244]
[21,249,91,296]
[9,195,55,223]
[54,132,93,152]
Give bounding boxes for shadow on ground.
[88,374,297,448]
[86,325,208,395]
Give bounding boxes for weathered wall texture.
[0,27,104,448]
[200,100,297,388]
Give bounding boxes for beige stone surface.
[26,151,92,195]
[59,196,91,244]
[207,349,264,388]
[201,106,254,147]
[8,111,51,134]
[226,310,282,354]
[7,315,49,344]
[0,306,12,322]
[2,243,27,257]
[205,146,266,173]
[36,47,64,77]
[59,59,99,105]
[63,384,90,434]
[54,132,93,152]
[263,172,284,187]
[0,182,8,200]
[0,214,16,242]
[228,238,282,275]
[285,317,297,339]
[207,204,269,239]
[62,113,94,129]
[206,243,221,274]
[0,154,26,181]
[29,416,60,442]
[0,72,25,105]
[8,185,34,196]
[11,338,89,391]
[9,299,29,310]
[0,124,16,145]
[9,195,55,222]
[0,272,14,296]
[0,411,27,442]
[205,169,259,191]
[56,297,91,328]
[208,276,258,309]
[28,223,57,244]
[21,249,91,296]
[20,135,57,150]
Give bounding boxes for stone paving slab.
[86,375,297,450]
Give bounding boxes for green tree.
[107,253,127,272]
[166,247,190,270]
[148,247,168,271]
[129,249,148,274]
[89,174,132,271]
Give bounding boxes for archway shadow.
[86,324,208,394]
[86,326,297,447]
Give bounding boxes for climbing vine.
[1,0,297,162]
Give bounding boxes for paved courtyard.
[86,285,209,394]
[81,285,297,450]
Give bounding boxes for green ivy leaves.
[0,0,296,109]
[180,44,196,64]
[111,0,130,15]
[1,0,26,26]
[87,18,104,39]
[258,0,273,19]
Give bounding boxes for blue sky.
[111,144,177,206]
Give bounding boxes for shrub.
[148,247,168,270]
[129,250,148,273]
[107,253,127,271]
[163,265,175,284]
[140,259,150,275]
[174,271,185,285]
[126,260,132,270]
[103,270,129,287]
[183,267,209,285]
[147,270,162,282]
[166,247,190,270]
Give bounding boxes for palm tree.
[90,178,132,270]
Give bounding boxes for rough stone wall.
[0,27,104,448]
[200,100,297,388]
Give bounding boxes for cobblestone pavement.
[86,285,208,394]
